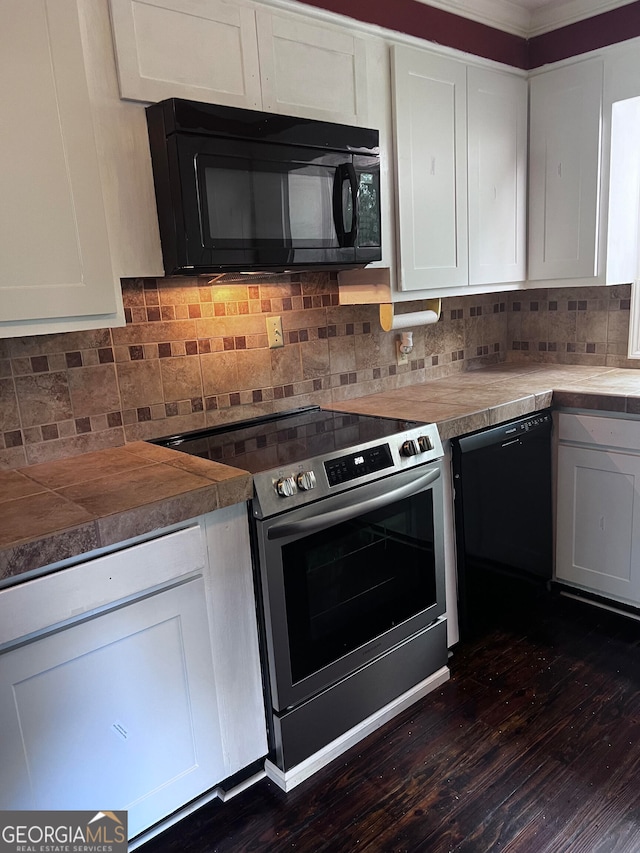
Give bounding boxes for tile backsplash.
[0,275,635,469]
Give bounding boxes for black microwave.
[145,99,382,276]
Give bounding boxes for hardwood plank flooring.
[139,593,640,852]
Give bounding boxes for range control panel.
[252,420,443,518]
[325,444,393,486]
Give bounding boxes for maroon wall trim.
[528,1,640,67]
[290,0,527,68]
[291,0,640,70]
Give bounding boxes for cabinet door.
[256,8,368,124]
[109,0,262,108]
[528,59,603,281]
[0,0,120,327]
[0,576,224,839]
[467,67,527,285]
[556,444,640,604]
[392,46,468,291]
[604,46,640,286]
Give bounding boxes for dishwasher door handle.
[501,438,521,449]
[267,467,441,540]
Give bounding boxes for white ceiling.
[416,0,638,37]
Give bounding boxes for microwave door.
[185,139,371,269]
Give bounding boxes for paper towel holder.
[379,299,442,332]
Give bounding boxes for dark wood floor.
[140,593,640,852]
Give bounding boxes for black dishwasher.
[452,411,553,639]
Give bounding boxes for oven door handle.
[266,467,441,540]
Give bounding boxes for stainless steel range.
[156,407,448,780]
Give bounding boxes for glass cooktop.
[153,406,424,474]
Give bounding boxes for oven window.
[282,491,437,684]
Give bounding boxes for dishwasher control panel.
[503,412,552,437]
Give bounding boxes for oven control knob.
[296,471,316,491]
[401,439,421,457]
[418,435,433,452]
[275,475,297,497]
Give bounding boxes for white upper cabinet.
[392,45,526,293]
[256,8,368,124]
[467,66,527,286]
[109,0,262,108]
[0,0,163,339]
[392,47,468,291]
[0,0,120,334]
[109,0,369,124]
[528,58,603,281]
[604,42,640,286]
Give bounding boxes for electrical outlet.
[396,340,408,366]
[267,315,284,348]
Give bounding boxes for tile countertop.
[327,363,640,439]
[0,441,252,584]
[3,362,640,586]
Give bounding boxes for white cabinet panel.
[79,0,164,282]
[0,525,205,648]
[109,0,262,108]
[0,576,224,838]
[109,0,369,125]
[468,66,527,285]
[256,8,368,124]
[528,59,603,281]
[203,504,268,777]
[393,46,468,291]
[0,508,268,839]
[556,431,640,604]
[604,45,640,286]
[0,0,120,327]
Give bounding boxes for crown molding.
[413,0,531,36]
[528,0,638,36]
[413,0,638,37]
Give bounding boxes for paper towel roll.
[379,299,441,332]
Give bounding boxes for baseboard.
[264,665,450,792]
[128,769,266,849]
[215,769,267,802]
[558,588,640,622]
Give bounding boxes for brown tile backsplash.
[0,277,636,468]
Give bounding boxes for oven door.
[254,461,445,713]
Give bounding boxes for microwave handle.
[332,163,359,247]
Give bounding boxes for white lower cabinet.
[556,413,640,605]
[0,506,267,840]
[0,577,223,833]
